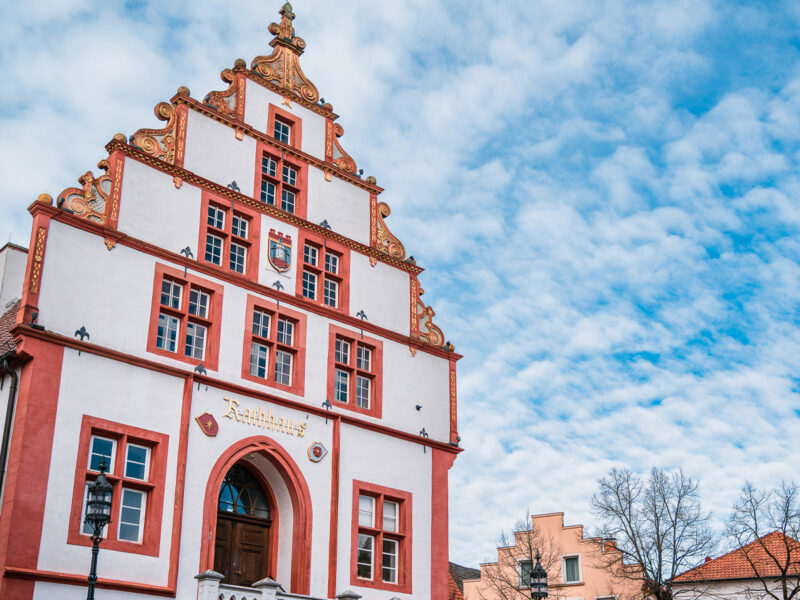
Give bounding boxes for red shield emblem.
[308,441,328,462]
[268,229,292,272]
[195,412,219,437]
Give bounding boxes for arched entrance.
[199,436,313,594]
[214,463,275,586]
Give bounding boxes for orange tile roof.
[674,531,800,582]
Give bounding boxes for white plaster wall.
[175,384,335,598]
[257,215,299,291]
[0,244,27,309]
[337,424,432,600]
[117,158,202,253]
[348,253,410,333]
[243,80,327,160]
[306,167,371,246]
[37,349,183,584]
[34,582,158,600]
[183,110,258,197]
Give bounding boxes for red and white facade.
[0,5,461,599]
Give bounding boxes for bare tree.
[477,512,565,600]
[590,467,717,600]
[725,481,800,600]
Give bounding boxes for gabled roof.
[449,561,481,599]
[0,300,19,357]
[674,531,800,583]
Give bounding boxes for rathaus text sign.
[222,396,307,437]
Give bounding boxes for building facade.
[0,4,461,599]
[462,513,643,600]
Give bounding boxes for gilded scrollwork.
[416,288,446,348]
[131,102,178,163]
[331,123,357,173]
[56,159,115,225]
[375,202,406,260]
[204,69,239,119]
[251,2,320,103]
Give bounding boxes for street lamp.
[530,552,549,600]
[84,460,113,600]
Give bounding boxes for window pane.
[283,165,297,186]
[383,500,398,532]
[302,270,316,300]
[207,205,225,229]
[274,119,291,144]
[118,488,145,542]
[359,494,375,527]
[325,252,339,274]
[89,436,115,472]
[252,309,270,338]
[231,214,248,238]
[156,314,179,352]
[185,322,207,359]
[565,556,580,582]
[125,444,149,480]
[382,538,398,583]
[230,243,247,274]
[303,244,318,266]
[205,234,223,265]
[357,345,371,371]
[357,533,374,579]
[260,180,276,205]
[520,560,533,587]
[189,289,209,318]
[334,369,349,403]
[262,155,277,178]
[250,342,269,378]
[281,189,295,213]
[277,318,294,345]
[356,375,370,409]
[274,350,292,385]
[334,339,350,364]
[160,280,182,309]
[323,279,338,307]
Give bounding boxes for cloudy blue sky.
[3,0,800,568]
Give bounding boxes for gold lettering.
[277,417,284,433]
[267,409,276,431]
[242,408,252,425]
[223,397,241,421]
[296,423,307,437]
[257,408,266,428]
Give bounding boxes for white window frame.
[383,499,399,532]
[277,318,294,346]
[185,322,207,360]
[562,554,582,584]
[124,443,151,481]
[382,537,399,583]
[323,278,338,307]
[205,233,224,266]
[160,279,182,309]
[358,494,375,527]
[231,214,248,238]
[229,242,247,274]
[189,289,210,318]
[250,342,269,378]
[356,532,374,580]
[88,435,116,473]
[118,487,147,543]
[274,119,291,144]
[274,349,292,385]
[261,179,276,205]
[156,313,179,353]
[335,338,350,364]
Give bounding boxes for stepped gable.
[673,531,800,582]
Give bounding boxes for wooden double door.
[214,512,271,586]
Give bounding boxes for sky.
[2,0,800,569]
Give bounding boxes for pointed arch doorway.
[214,463,276,586]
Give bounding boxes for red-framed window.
[267,104,302,150]
[241,294,307,397]
[198,193,261,280]
[351,480,412,593]
[146,263,224,371]
[296,231,350,314]
[327,325,382,418]
[67,416,169,556]
[252,141,308,219]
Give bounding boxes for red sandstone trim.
[3,567,175,596]
[431,449,457,600]
[327,415,342,598]
[198,192,262,281]
[326,324,383,419]
[296,229,351,315]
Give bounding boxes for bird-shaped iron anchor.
[356,310,368,338]
[419,427,429,453]
[194,363,207,389]
[273,280,284,309]
[75,326,90,355]
[322,398,332,423]
[180,246,194,276]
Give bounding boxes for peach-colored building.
[463,512,644,600]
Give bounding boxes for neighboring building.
[0,3,462,599]
[463,512,643,600]
[0,243,27,311]
[672,531,800,599]
[450,562,482,600]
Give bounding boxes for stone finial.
[253,577,283,600]
[337,591,363,600]
[365,176,376,185]
[194,570,224,600]
[234,58,246,68]
[36,193,53,205]
[177,86,190,96]
[112,133,126,142]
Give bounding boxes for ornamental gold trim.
[375,202,406,260]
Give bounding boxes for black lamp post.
[530,552,549,600]
[84,460,113,600]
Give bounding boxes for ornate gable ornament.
[251,2,320,103]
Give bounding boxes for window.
[267,104,302,149]
[296,232,350,313]
[69,416,168,556]
[351,481,412,593]
[241,295,307,396]
[273,118,291,144]
[199,196,260,278]
[519,560,533,587]
[327,325,383,418]
[564,556,581,583]
[258,149,304,215]
[148,264,224,371]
